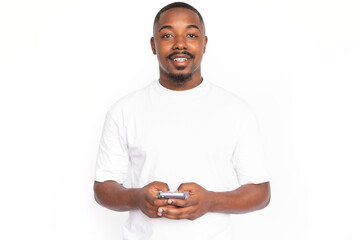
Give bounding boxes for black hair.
[153,2,204,26]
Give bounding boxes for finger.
[161,206,193,217]
[159,207,193,220]
[153,199,169,207]
[156,205,177,217]
[177,182,196,192]
[145,202,159,213]
[149,213,161,218]
[146,190,166,204]
[163,183,170,192]
[153,181,170,192]
[143,209,161,218]
[167,198,191,207]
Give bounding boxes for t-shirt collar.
[153,78,210,98]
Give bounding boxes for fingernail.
[168,200,172,204]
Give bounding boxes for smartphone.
[157,191,190,199]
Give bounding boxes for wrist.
[207,191,218,213]
[127,187,141,210]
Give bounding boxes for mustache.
[167,51,195,59]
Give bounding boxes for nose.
[173,36,187,50]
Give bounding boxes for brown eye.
[187,34,197,38]
[162,34,173,39]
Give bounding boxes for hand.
[158,182,213,221]
[137,181,170,218]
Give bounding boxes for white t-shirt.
[95,79,269,240]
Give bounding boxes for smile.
[168,51,194,62]
[173,58,188,62]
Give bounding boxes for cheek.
[189,42,204,53]
[156,40,172,51]
[156,48,171,61]
[193,49,205,60]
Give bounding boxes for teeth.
[174,58,187,62]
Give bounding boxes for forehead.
[154,8,203,32]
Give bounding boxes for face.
[151,8,208,84]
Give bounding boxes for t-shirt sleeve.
[95,109,129,184]
[232,109,270,185]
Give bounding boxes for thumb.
[158,182,170,192]
[177,182,193,192]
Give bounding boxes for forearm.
[208,182,271,214]
[94,181,140,211]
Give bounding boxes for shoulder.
[107,81,154,117]
[208,81,254,115]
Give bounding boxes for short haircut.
[153,2,205,26]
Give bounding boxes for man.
[94,2,270,239]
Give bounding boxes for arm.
[210,182,270,214]
[158,182,270,220]
[94,180,170,218]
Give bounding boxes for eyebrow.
[187,25,200,31]
[158,24,201,32]
[159,25,173,32]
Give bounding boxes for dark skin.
[150,8,207,90]
[94,7,271,220]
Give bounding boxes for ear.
[203,36,208,53]
[150,37,156,55]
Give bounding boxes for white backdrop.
[1,0,359,239]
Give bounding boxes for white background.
[1,0,359,239]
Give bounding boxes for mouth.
[167,52,194,68]
[173,57,188,62]
[168,51,194,61]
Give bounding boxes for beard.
[168,73,192,85]
[167,69,192,85]
[165,51,195,85]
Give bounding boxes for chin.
[168,72,193,85]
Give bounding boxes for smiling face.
[151,7,208,89]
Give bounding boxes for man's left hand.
[157,182,213,221]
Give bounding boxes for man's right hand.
[137,181,170,218]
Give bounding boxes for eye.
[187,34,198,38]
[161,34,173,39]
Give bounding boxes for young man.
[94,2,270,239]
